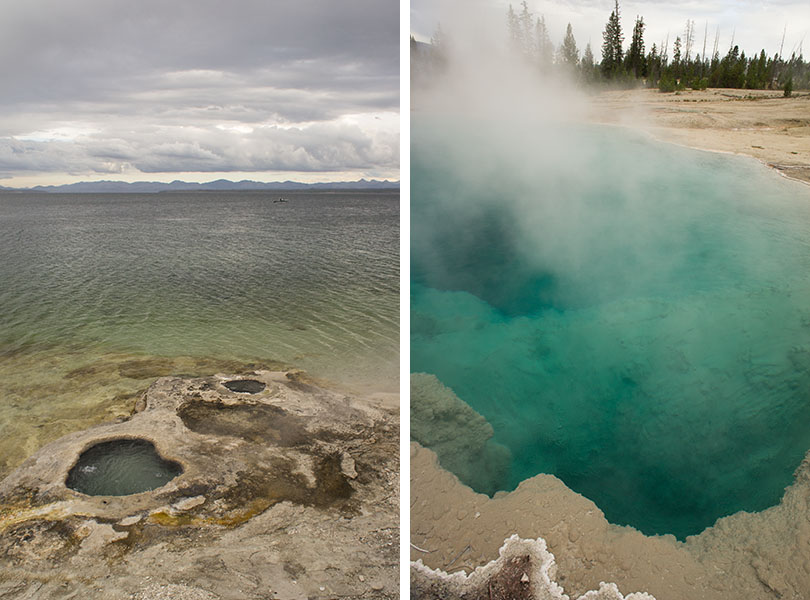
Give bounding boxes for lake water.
[411,116,810,539]
[0,189,399,477]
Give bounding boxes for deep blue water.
[411,117,810,539]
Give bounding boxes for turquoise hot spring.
[411,116,810,540]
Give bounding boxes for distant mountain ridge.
[0,178,399,193]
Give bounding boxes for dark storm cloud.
[0,0,399,181]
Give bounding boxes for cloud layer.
[0,0,399,184]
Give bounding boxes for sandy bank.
[589,88,810,185]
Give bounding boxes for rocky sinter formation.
[411,440,810,600]
[0,371,398,599]
[412,535,655,600]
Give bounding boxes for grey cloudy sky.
[0,0,399,186]
[412,0,809,63]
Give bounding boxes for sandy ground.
[589,87,810,185]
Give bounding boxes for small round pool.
[223,379,266,394]
[66,438,183,496]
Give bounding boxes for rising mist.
[411,8,810,539]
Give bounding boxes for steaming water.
[411,116,810,539]
[0,190,398,477]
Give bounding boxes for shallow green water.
[411,116,810,539]
[0,190,399,477]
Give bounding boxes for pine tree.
[647,43,660,85]
[535,16,553,71]
[507,5,519,51]
[507,2,537,59]
[583,43,594,65]
[581,42,595,82]
[627,16,646,77]
[672,36,682,78]
[601,0,624,78]
[518,1,533,57]
[561,23,579,68]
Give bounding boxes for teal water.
[411,116,810,539]
[0,190,398,476]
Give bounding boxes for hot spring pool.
[66,438,182,496]
[411,117,810,539]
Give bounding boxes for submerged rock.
[0,371,399,599]
[411,373,511,495]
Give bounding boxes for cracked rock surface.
[0,371,398,599]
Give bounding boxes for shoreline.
[411,439,810,599]
[0,347,399,481]
[587,87,810,186]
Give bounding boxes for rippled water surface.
[411,117,810,539]
[66,438,183,496]
[0,190,398,476]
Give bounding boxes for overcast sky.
[0,0,399,186]
[412,0,810,64]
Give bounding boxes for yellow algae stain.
[147,498,275,529]
[0,501,77,532]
